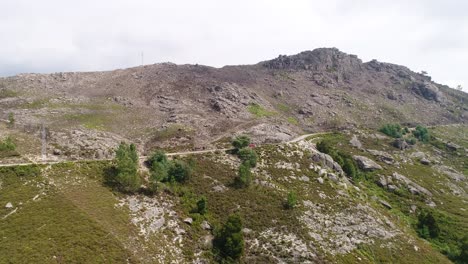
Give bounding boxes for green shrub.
[413,125,430,143]
[232,135,251,150]
[237,148,257,167]
[285,191,297,209]
[417,211,440,239]
[457,235,468,264]
[214,214,244,261]
[114,142,140,193]
[148,150,169,183]
[196,197,207,215]
[405,137,417,145]
[342,158,358,179]
[0,137,16,151]
[379,124,403,138]
[236,162,252,188]
[168,160,192,183]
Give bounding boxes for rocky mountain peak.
[262,47,362,72]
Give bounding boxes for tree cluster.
[147,150,193,192]
[232,135,258,187]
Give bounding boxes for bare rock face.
[367,149,394,164]
[391,172,432,197]
[353,155,383,171]
[311,149,344,176]
[411,82,444,102]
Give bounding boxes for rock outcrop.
[353,155,383,171]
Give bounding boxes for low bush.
[0,137,16,151]
[379,124,403,138]
[285,191,297,209]
[413,125,430,143]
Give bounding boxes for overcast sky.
[1,0,467,91]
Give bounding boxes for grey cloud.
[0,0,466,91]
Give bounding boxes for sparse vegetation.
[0,137,16,151]
[247,103,276,118]
[7,112,14,127]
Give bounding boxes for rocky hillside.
[0,48,466,160]
[0,48,467,263]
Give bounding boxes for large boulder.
[311,150,344,176]
[411,82,444,102]
[367,149,394,164]
[353,155,383,171]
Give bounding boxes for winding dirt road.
[0,132,326,168]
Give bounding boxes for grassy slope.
[0,165,134,263]
[0,125,465,263]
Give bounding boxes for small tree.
[456,85,463,91]
[214,214,244,261]
[285,191,297,209]
[168,160,192,183]
[232,135,250,150]
[237,148,258,167]
[114,142,140,193]
[196,197,207,215]
[7,113,14,127]
[236,162,252,187]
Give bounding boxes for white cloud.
[0,0,467,91]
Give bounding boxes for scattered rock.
[368,149,394,164]
[327,173,339,182]
[379,200,392,209]
[420,158,430,165]
[446,142,460,151]
[201,221,211,230]
[353,155,383,171]
[299,176,310,182]
[183,218,193,225]
[5,202,13,209]
[393,139,409,150]
[350,135,362,149]
[317,177,324,184]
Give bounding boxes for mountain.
[0,48,467,263]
